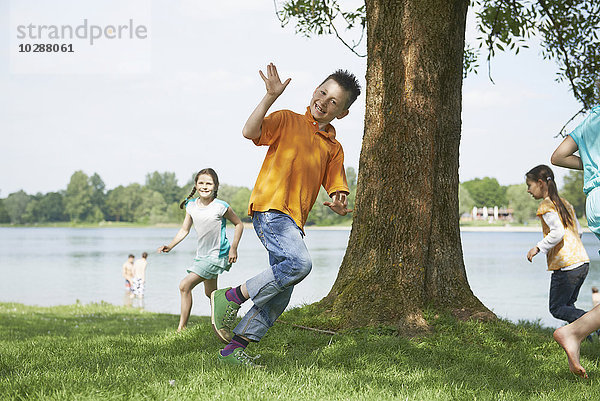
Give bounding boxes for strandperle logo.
[16,19,148,45]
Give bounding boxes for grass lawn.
[1,302,600,400]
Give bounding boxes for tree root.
[276,319,337,335]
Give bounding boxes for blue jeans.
[233,211,312,342]
[549,263,589,323]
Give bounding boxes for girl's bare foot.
[553,326,588,378]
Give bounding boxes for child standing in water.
[122,254,135,292]
[525,165,590,325]
[132,252,149,298]
[592,287,600,308]
[551,105,600,378]
[158,168,243,332]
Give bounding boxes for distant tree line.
[0,168,357,226]
[459,170,586,223]
[2,167,580,226]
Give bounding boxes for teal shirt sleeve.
[214,199,230,214]
[568,106,600,195]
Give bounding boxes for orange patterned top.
[536,198,589,270]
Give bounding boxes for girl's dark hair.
[179,168,220,209]
[526,164,574,228]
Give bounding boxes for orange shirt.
[248,107,349,230]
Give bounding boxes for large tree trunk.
[321,0,493,329]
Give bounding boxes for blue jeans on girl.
[232,210,312,342]
[549,263,589,323]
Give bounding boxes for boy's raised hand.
[259,63,291,97]
[324,191,353,216]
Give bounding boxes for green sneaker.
[218,347,262,367]
[210,288,240,344]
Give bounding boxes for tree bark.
[321,0,493,329]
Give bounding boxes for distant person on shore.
[525,165,590,325]
[210,63,359,366]
[593,287,600,308]
[551,105,600,378]
[132,252,148,298]
[122,254,135,292]
[157,168,243,333]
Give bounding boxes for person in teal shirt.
[552,106,600,239]
[551,105,600,379]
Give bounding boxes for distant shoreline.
[460,226,540,232]
[0,223,591,233]
[460,225,592,233]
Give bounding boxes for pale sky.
[0,0,584,196]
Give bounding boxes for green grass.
[2,302,600,400]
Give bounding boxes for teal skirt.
[187,256,231,280]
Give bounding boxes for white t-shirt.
[186,198,231,263]
[133,258,147,280]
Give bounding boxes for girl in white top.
[158,168,243,332]
[525,165,590,325]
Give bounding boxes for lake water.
[1,227,600,328]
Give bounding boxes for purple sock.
[220,336,248,356]
[225,286,247,305]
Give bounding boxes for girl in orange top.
[525,164,590,326]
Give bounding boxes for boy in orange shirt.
[211,63,361,366]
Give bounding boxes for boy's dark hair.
[321,69,361,109]
[142,252,148,258]
[593,287,599,293]
[526,164,574,228]
[128,254,135,259]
